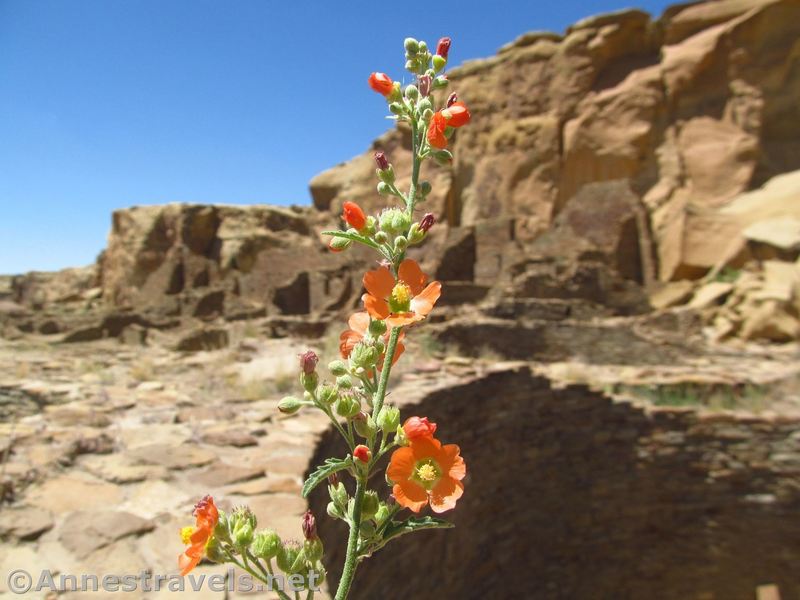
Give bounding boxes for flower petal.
[409,435,443,461]
[387,446,415,482]
[179,551,202,576]
[398,259,426,296]
[348,312,371,336]
[438,444,466,481]
[429,478,464,513]
[363,294,390,320]
[339,330,361,359]
[363,266,394,299]
[393,480,429,513]
[410,281,441,317]
[387,312,423,327]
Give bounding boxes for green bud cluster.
[404,37,432,76]
[229,506,257,549]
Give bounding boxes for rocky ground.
[1,319,799,599]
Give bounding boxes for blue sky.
[0,0,673,274]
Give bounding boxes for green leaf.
[301,457,351,498]
[358,516,454,559]
[381,516,454,544]
[320,230,380,249]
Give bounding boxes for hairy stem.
[372,326,401,419]
[334,476,366,600]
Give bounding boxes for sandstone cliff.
[3,0,800,347]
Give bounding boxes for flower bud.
[418,40,428,53]
[374,231,389,244]
[433,75,449,90]
[341,202,367,231]
[327,472,339,486]
[404,85,419,101]
[327,501,342,519]
[328,481,348,510]
[405,59,417,72]
[404,38,419,54]
[213,511,231,544]
[278,396,303,415]
[446,92,458,108]
[377,165,396,185]
[353,412,377,438]
[304,537,324,563]
[359,520,376,539]
[394,236,408,252]
[328,360,348,376]
[377,182,392,196]
[418,181,432,197]
[368,319,387,336]
[420,212,435,233]
[317,383,338,406]
[387,82,402,103]
[417,97,433,114]
[299,350,318,375]
[418,75,431,97]
[379,208,411,235]
[300,371,318,393]
[335,393,360,418]
[374,504,391,526]
[328,237,352,252]
[336,374,352,389]
[353,444,371,463]
[376,405,400,434]
[374,151,390,171]
[403,416,437,440]
[368,72,393,96]
[302,511,318,540]
[205,537,226,563]
[276,541,302,574]
[422,108,434,122]
[433,55,447,72]
[361,490,380,520]
[349,341,378,370]
[432,149,454,166]
[251,529,282,560]
[389,102,404,115]
[230,507,256,549]
[395,424,409,446]
[408,223,423,244]
[436,37,451,60]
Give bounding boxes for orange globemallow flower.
[339,311,405,368]
[388,435,465,514]
[426,101,471,150]
[368,72,394,96]
[178,495,219,576]
[342,201,367,231]
[362,259,441,327]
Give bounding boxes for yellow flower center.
[391,282,411,306]
[416,463,437,482]
[180,526,195,545]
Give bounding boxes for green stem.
[372,326,401,419]
[266,559,294,600]
[334,476,366,600]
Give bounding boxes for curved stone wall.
[308,366,800,599]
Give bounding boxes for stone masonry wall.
[308,366,800,600]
